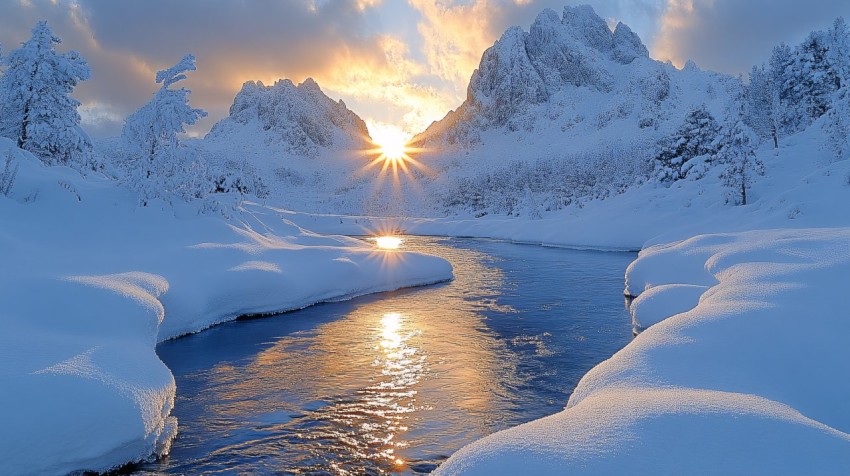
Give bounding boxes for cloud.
[1,0,401,137]
[651,0,850,73]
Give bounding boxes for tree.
[717,96,764,206]
[746,64,779,148]
[0,21,92,166]
[122,54,207,205]
[825,17,850,159]
[654,105,721,182]
[768,42,794,135]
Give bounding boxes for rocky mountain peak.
[208,78,369,155]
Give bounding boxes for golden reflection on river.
[192,237,519,474]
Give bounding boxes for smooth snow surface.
[0,139,452,475]
[435,228,850,475]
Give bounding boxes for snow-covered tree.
[769,29,843,136]
[653,105,721,182]
[122,54,207,205]
[825,17,850,159]
[827,18,850,87]
[0,21,92,166]
[717,98,764,206]
[746,65,779,148]
[768,43,794,135]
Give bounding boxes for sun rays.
[363,123,429,187]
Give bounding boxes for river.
[135,236,635,475]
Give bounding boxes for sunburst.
[364,123,428,184]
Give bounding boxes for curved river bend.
[135,237,635,475]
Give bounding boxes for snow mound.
[628,283,708,334]
[0,139,452,474]
[436,227,850,474]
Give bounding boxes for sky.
[1,0,849,139]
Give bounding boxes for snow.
[0,139,452,474]
[435,227,850,475]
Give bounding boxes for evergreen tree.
[826,17,850,159]
[768,42,794,135]
[717,97,764,206]
[827,17,850,86]
[746,64,778,148]
[770,31,841,135]
[122,54,207,205]
[654,105,721,182]
[0,21,92,166]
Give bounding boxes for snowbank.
[435,227,850,474]
[0,140,452,475]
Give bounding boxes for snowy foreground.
[435,228,850,475]
[0,140,452,475]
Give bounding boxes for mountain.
[198,78,382,213]
[413,5,734,150]
[206,78,370,155]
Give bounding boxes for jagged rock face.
[469,26,550,126]
[208,78,370,155]
[613,22,649,64]
[415,4,655,145]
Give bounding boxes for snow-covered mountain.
[207,78,370,155]
[195,78,386,213]
[414,5,734,150]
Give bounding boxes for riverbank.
[0,142,453,475]
[435,227,850,474]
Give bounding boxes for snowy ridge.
[0,139,452,474]
[207,78,370,156]
[435,228,850,475]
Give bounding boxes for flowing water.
[135,237,635,475]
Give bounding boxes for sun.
[369,123,411,162]
[361,122,430,190]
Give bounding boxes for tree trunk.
[771,125,778,149]
[18,102,29,150]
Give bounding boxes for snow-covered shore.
[435,227,850,475]
[0,140,452,475]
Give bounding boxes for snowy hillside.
[286,119,850,250]
[0,139,452,474]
